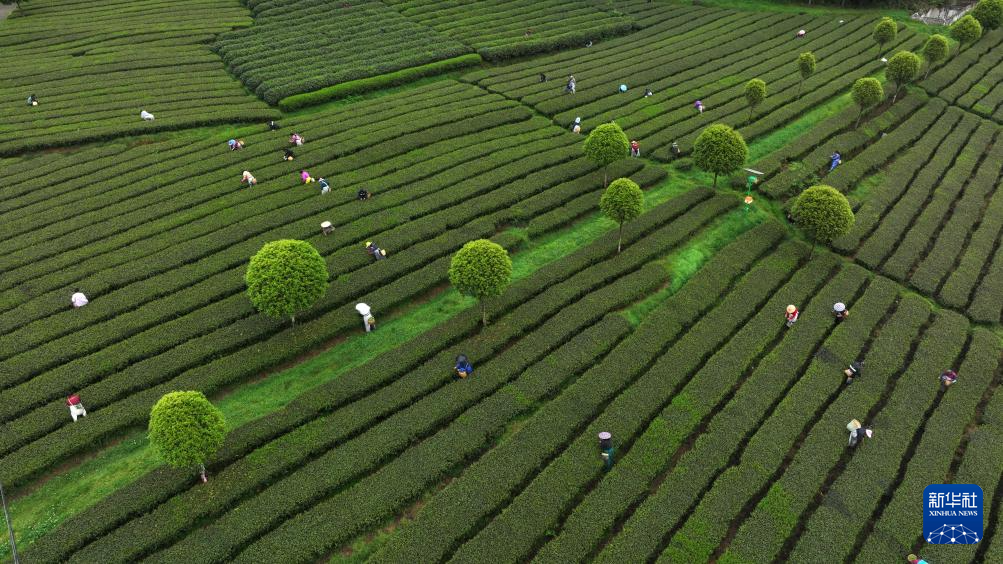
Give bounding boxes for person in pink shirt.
[300,170,315,184]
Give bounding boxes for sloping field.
[0,80,666,489]
[214,0,473,105]
[385,0,638,60]
[0,0,278,154]
[463,6,922,160]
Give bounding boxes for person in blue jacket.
[455,354,473,379]
[830,151,842,172]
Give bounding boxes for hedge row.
[20,187,718,563]
[0,104,539,367]
[0,92,508,291]
[94,194,728,563]
[213,0,471,104]
[854,329,1001,563]
[529,222,791,563]
[83,261,665,563]
[787,310,968,562]
[464,248,842,564]
[0,141,616,458]
[278,54,483,110]
[374,230,804,563]
[879,120,996,282]
[922,30,1003,97]
[386,0,637,60]
[0,0,275,153]
[832,104,962,253]
[159,266,663,564]
[642,272,900,564]
[723,293,934,562]
[0,134,655,484]
[645,262,867,563]
[853,108,976,270]
[938,133,1003,310]
[760,94,934,200]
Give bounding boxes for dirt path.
[0,4,17,20]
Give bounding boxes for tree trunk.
[797,79,803,99]
[855,107,863,129]
[617,221,623,254]
[809,238,816,259]
[924,64,932,80]
[290,314,296,325]
[199,463,208,483]
[892,85,900,103]
[713,172,718,188]
[603,167,608,188]
[749,107,754,121]
[481,300,488,326]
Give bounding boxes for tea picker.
[599,431,614,471]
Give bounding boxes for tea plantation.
[2,0,1003,563]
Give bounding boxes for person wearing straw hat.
[355,303,376,332]
[847,419,872,447]
[785,304,799,327]
[907,554,928,564]
[833,302,849,321]
[572,116,582,134]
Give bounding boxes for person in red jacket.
[785,304,799,327]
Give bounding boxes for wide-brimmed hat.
[834,302,846,312]
[786,305,797,314]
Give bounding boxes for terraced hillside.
[0,0,278,154]
[3,1,1003,563]
[0,80,667,489]
[214,0,474,105]
[384,0,637,60]
[464,6,922,159]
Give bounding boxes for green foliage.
[744,78,767,119]
[972,0,1003,30]
[583,122,630,187]
[245,240,329,323]
[796,52,816,98]
[449,239,513,324]
[886,51,921,102]
[148,392,225,473]
[279,54,483,110]
[921,34,950,78]
[851,77,884,127]
[951,14,983,49]
[791,185,855,248]
[872,17,897,50]
[600,178,644,252]
[692,124,748,187]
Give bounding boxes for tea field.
[2,1,1003,563]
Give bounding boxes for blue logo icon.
[924,484,983,544]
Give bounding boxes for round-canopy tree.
[873,17,897,52]
[148,391,226,483]
[951,14,983,52]
[245,239,328,324]
[600,178,644,253]
[448,239,512,326]
[797,52,816,98]
[583,122,630,188]
[886,51,921,102]
[692,124,748,188]
[744,78,767,120]
[851,77,884,128]
[921,34,950,78]
[791,185,855,256]
[972,0,1003,30]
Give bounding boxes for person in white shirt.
[140,110,155,121]
[71,289,88,308]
